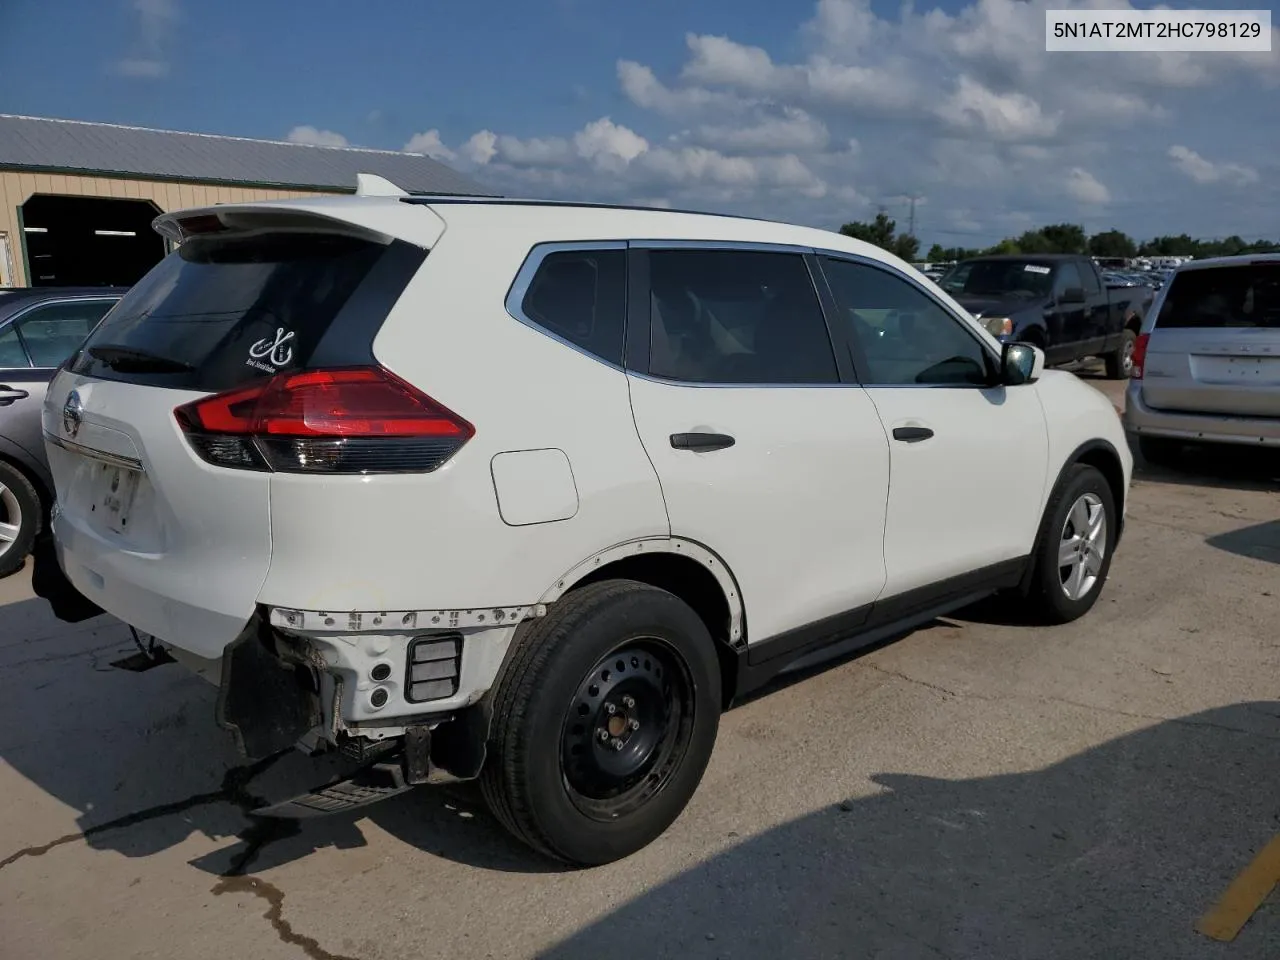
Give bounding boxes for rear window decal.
[247,327,295,373]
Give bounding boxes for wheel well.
[1074,444,1126,525]
[1124,313,1142,333]
[569,553,738,707]
[0,452,50,510]
[1021,326,1046,347]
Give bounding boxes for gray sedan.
[0,287,126,576]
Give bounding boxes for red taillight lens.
[175,367,474,474]
[1131,333,1150,379]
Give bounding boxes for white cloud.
[1168,146,1259,186]
[286,126,350,148]
[696,107,829,153]
[1065,168,1110,205]
[462,131,499,165]
[938,75,1059,140]
[112,0,177,78]
[404,130,456,161]
[403,0,1278,244]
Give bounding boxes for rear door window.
[645,249,838,384]
[1155,263,1280,329]
[70,233,386,389]
[15,299,116,367]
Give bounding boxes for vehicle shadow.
[1132,442,1280,493]
[1207,520,1280,566]
[539,702,1280,959]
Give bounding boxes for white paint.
[490,448,579,526]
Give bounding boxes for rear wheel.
[480,579,721,866]
[1104,329,1137,379]
[1024,464,1116,624]
[0,461,40,578]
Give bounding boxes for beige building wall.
[0,170,332,286]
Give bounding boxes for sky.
[1,0,1277,248]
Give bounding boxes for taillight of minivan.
[174,366,474,474]
[1131,333,1150,379]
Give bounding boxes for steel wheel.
[0,479,21,562]
[1058,492,1107,601]
[560,638,695,822]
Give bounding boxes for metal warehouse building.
[0,114,488,288]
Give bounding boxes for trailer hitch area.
[253,725,434,819]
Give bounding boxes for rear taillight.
[1131,333,1150,379]
[174,367,474,474]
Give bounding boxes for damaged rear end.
[38,198,510,813]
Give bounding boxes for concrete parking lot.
[2,370,1278,960]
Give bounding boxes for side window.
[646,249,838,384]
[520,249,626,366]
[15,300,115,368]
[1080,262,1101,296]
[1055,262,1083,296]
[821,257,993,387]
[0,325,31,368]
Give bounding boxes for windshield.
[939,260,1054,298]
[1155,262,1280,329]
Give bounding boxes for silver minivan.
[1124,255,1280,463]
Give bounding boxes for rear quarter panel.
[257,221,671,612]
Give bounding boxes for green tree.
[926,243,947,262]
[1088,229,1137,259]
[839,213,919,262]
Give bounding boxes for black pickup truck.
[938,254,1154,379]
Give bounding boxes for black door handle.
[892,426,934,443]
[0,385,28,406]
[670,432,735,452]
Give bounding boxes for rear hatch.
[43,206,434,658]
[1140,260,1280,418]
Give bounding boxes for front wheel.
[1024,464,1117,624]
[480,579,721,866]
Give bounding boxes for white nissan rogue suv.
[35,191,1132,865]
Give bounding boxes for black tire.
[1104,328,1137,380]
[1024,463,1117,625]
[1137,435,1181,467]
[0,460,41,579]
[480,579,721,866]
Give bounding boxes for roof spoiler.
[355,173,408,197]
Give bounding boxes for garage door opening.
[21,195,166,287]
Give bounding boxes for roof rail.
[400,196,783,224]
[355,173,408,197]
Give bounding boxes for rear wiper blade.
[87,344,194,373]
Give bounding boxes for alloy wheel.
[1058,492,1107,601]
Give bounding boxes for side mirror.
[1001,341,1044,386]
[1059,286,1086,304]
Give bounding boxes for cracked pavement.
[2,373,1279,960]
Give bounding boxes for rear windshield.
[1155,263,1280,330]
[70,232,386,389]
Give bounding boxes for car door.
[1,298,118,466]
[815,254,1048,600]
[624,244,891,648]
[1049,261,1089,359]
[1078,259,1114,350]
